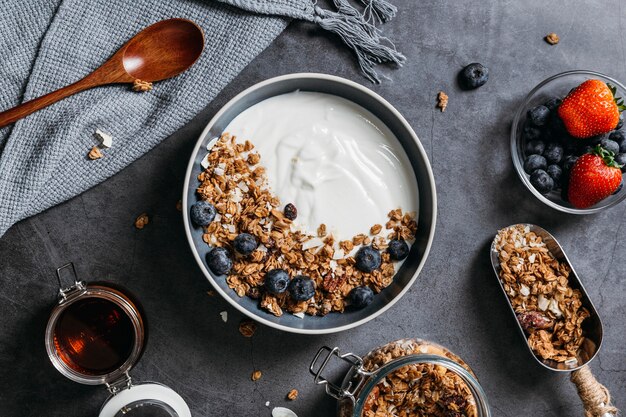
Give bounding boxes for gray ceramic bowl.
[182,73,437,334]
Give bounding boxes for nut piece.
[132,79,153,92]
[251,370,262,381]
[545,32,559,45]
[286,389,298,401]
[134,213,149,229]
[437,91,448,112]
[517,311,554,331]
[88,146,103,160]
[370,224,382,235]
[238,319,257,337]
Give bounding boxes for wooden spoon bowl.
[0,18,204,128]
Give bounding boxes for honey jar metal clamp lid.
[45,263,191,417]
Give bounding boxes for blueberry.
[524,154,547,174]
[458,63,489,89]
[349,286,374,309]
[387,239,409,261]
[543,143,563,164]
[523,125,542,142]
[233,233,257,255]
[615,153,626,172]
[190,201,216,227]
[527,105,550,127]
[265,269,290,294]
[546,164,562,186]
[600,138,620,155]
[355,246,382,272]
[206,247,232,275]
[544,97,562,111]
[525,140,545,156]
[530,170,554,194]
[562,155,579,172]
[288,275,316,301]
[609,130,626,152]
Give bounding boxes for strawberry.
[568,146,623,208]
[557,79,625,138]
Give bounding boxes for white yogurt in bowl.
[223,91,419,241]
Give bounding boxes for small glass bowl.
[511,70,626,214]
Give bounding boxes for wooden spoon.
[0,18,204,128]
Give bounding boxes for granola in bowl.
[193,133,417,318]
[494,225,590,363]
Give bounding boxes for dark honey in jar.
[53,296,135,375]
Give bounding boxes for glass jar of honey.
[310,338,491,417]
[45,263,190,417]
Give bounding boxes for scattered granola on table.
[239,319,257,337]
[251,370,262,381]
[88,146,103,160]
[192,133,417,318]
[134,212,149,229]
[494,225,589,363]
[286,389,298,401]
[132,79,153,92]
[545,32,560,45]
[437,91,449,112]
[353,339,478,417]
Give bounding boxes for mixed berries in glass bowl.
[512,70,626,214]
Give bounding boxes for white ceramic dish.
[182,73,437,334]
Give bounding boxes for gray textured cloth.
[0,0,402,237]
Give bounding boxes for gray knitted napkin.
[0,0,403,237]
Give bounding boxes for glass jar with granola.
[310,339,490,417]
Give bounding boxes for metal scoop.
[490,224,618,416]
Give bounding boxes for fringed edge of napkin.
[310,0,405,83]
[226,0,405,83]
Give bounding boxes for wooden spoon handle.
[0,76,105,129]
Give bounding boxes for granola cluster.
[196,133,417,317]
[356,339,478,417]
[494,225,590,363]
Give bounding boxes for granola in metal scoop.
[494,225,590,362]
[196,133,417,317]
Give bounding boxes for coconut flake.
[548,299,563,317]
[206,136,219,150]
[95,129,113,148]
[213,167,225,176]
[292,312,305,319]
[223,224,236,233]
[257,244,268,252]
[201,154,211,170]
[520,284,530,297]
[528,253,536,264]
[538,295,550,311]
[237,181,249,192]
[219,311,228,322]
[301,237,324,251]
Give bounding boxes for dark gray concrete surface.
[1,1,625,416]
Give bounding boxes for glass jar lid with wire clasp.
[44,263,191,417]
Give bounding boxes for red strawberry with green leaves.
[557,79,625,139]
[568,146,623,208]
